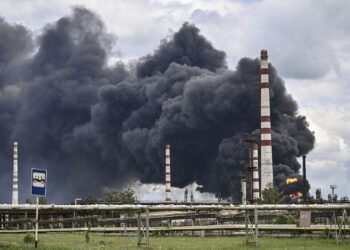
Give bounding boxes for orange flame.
[289,192,303,199]
[286,178,298,184]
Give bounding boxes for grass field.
[0,233,349,249]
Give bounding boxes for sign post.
[31,168,47,248]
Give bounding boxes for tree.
[81,195,99,205]
[259,185,284,204]
[117,186,137,204]
[102,185,136,204]
[81,185,137,205]
[24,197,47,204]
[102,187,119,203]
[25,198,33,204]
[38,197,48,204]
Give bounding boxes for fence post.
[255,208,259,246]
[146,208,150,249]
[137,212,142,246]
[24,211,27,230]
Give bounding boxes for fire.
[289,192,303,199]
[286,178,298,184]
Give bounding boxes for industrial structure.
[243,133,259,204]
[12,141,18,205]
[260,50,274,192]
[165,144,171,202]
[241,50,274,204]
[302,155,307,201]
[241,177,247,205]
[252,143,260,200]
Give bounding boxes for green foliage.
[154,229,166,236]
[1,233,350,249]
[81,195,98,205]
[38,197,48,204]
[102,185,136,204]
[24,198,33,204]
[85,231,90,243]
[259,185,284,204]
[23,234,35,243]
[85,222,91,243]
[0,242,10,248]
[81,185,137,205]
[273,214,298,224]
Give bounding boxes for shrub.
[23,234,35,243]
[273,214,297,224]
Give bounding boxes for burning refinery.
[0,7,316,204]
[1,3,350,250]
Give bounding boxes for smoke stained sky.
[0,0,348,202]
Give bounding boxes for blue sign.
[31,168,47,196]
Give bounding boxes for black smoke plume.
[0,8,314,203]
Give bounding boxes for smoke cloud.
[0,7,314,202]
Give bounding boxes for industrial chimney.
[12,141,19,205]
[165,144,171,202]
[302,155,307,201]
[241,176,247,205]
[260,50,274,192]
[252,143,260,200]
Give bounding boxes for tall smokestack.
[165,144,171,202]
[252,143,260,201]
[12,141,19,205]
[241,177,247,205]
[260,50,274,192]
[302,155,307,201]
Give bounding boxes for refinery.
[0,2,349,249]
[0,50,349,249]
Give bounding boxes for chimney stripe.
[260,68,268,74]
[261,116,270,122]
[261,122,271,128]
[261,74,269,83]
[261,140,272,146]
[260,82,269,88]
[261,133,272,140]
[261,60,268,68]
[261,128,272,133]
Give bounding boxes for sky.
[0,0,349,201]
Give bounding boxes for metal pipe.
[1,204,350,211]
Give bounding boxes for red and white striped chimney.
[252,143,260,200]
[165,144,171,202]
[12,141,19,205]
[260,50,273,191]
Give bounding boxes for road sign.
[31,168,47,196]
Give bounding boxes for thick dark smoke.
[0,8,314,203]
[136,23,226,77]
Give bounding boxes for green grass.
[0,233,349,249]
